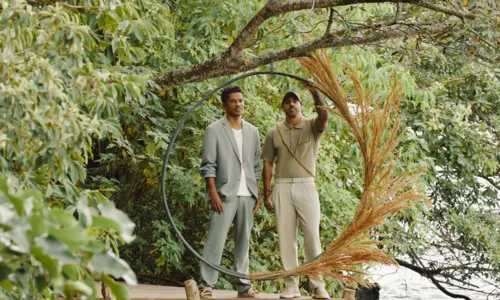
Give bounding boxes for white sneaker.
[312,287,330,299]
[280,287,300,299]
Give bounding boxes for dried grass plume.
[249,50,428,287]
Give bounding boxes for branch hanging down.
[326,8,335,35]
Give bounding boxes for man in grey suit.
[198,86,262,299]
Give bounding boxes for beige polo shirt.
[261,117,324,178]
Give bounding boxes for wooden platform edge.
[125,298,346,300]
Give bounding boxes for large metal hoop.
[161,71,316,279]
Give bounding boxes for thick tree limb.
[155,0,474,88]
[395,258,472,300]
[277,0,473,19]
[155,24,447,88]
[226,0,472,57]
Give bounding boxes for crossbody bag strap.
[276,125,315,178]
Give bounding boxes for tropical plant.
[0,0,171,297]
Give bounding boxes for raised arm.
[310,87,329,132]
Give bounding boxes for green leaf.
[83,277,98,298]
[64,280,93,297]
[130,23,144,43]
[92,216,121,232]
[13,267,29,293]
[0,203,16,227]
[90,251,137,285]
[97,202,135,243]
[48,227,87,252]
[34,273,50,292]
[31,246,60,277]
[0,189,23,216]
[118,20,130,30]
[27,213,47,238]
[102,275,129,300]
[0,178,9,201]
[8,223,31,253]
[62,264,80,280]
[0,263,12,282]
[50,208,78,228]
[17,190,43,216]
[35,236,78,264]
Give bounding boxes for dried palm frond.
[249,50,428,287]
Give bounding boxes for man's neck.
[226,114,242,129]
[286,115,302,127]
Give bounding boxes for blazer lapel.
[222,117,242,163]
[242,120,252,164]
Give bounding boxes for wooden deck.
[97,283,344,300]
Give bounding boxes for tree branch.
[479,175,500,191]
[326,8,335,35]
[396,258,473,300]
[154,0,475,88]
[224,3,276,58]
[277,0,474,20]
[155,24,448,88]
[387,3,402,25]
[225,0,473,57]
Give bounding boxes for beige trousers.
[272,177,325,289]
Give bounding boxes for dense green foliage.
[0,178,136,298]
[0,0,169,298]
[1,0,498,298]
[395,44,500,292]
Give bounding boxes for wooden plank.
[96,283,343,300]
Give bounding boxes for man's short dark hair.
[221,86,243,104]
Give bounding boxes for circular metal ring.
[161,71,316,279]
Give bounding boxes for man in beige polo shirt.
[261,88,329,299]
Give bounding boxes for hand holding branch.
[303,81,329,131]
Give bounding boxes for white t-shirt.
[232,129,252,196]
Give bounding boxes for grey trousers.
[273,178,325,289]
[199,195,255,293]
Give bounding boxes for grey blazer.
[200,117,261,201]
